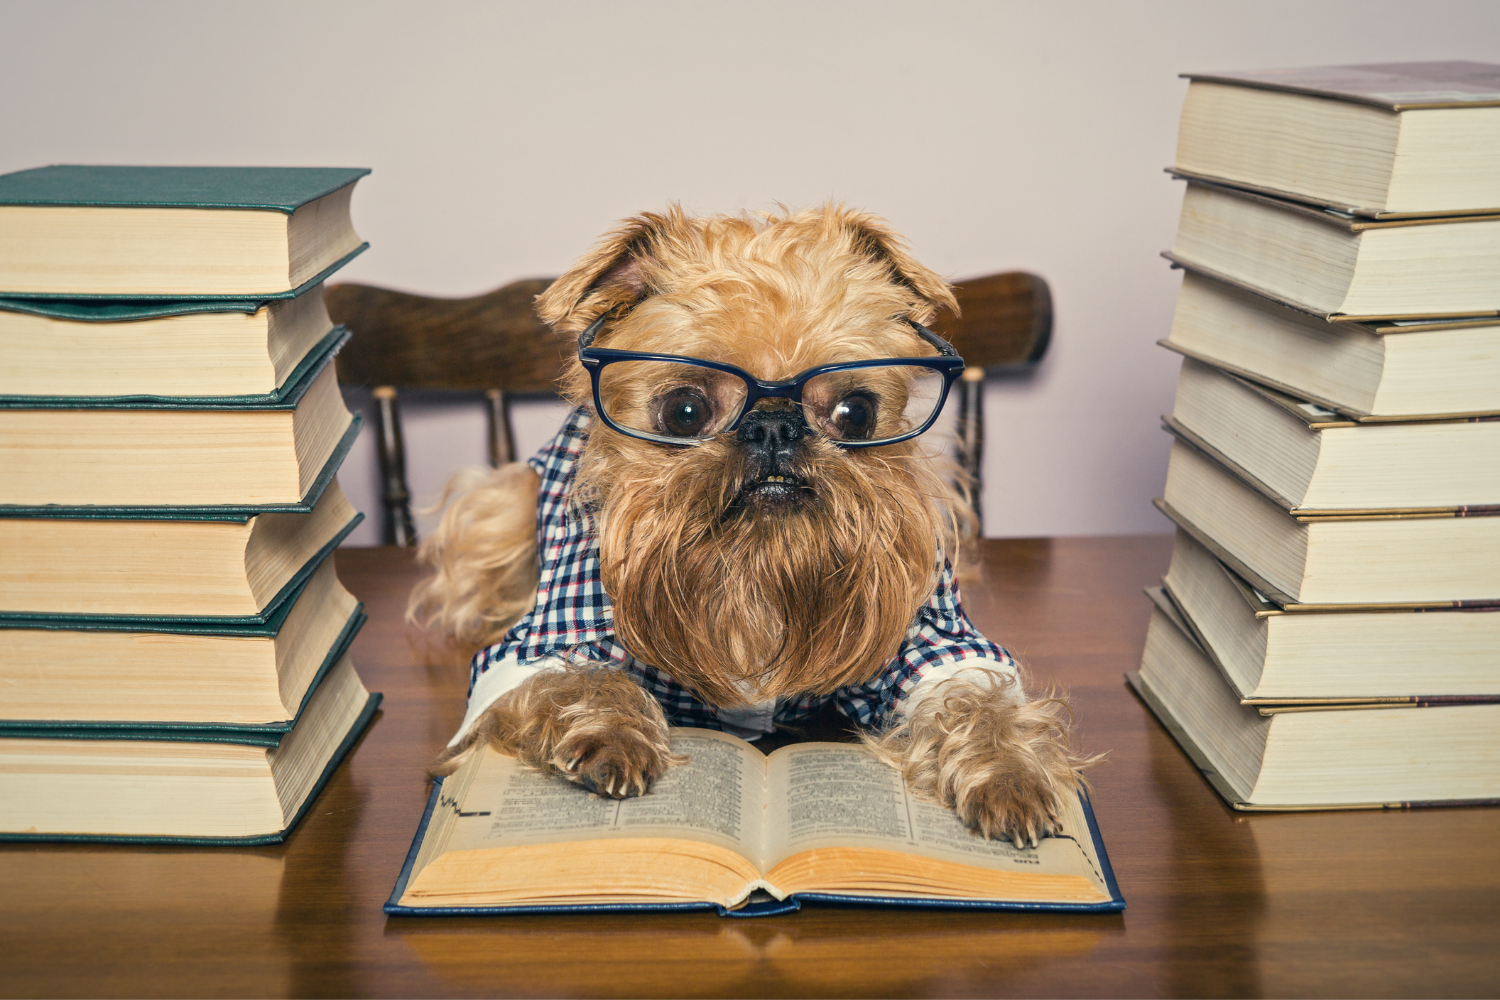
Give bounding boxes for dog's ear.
[836,208,959,325]
[536,210,682,334]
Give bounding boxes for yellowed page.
[430,728,766,862]
[764,743,1107,898]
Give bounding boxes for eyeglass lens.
[596,360,947,443]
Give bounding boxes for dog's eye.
[831,393,876,439]
[658,389,712,437]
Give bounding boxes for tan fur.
[582,432,958,706]
[407,462,541,651]
[862,670,1104,847]
[418,204,1090,843]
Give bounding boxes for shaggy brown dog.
[411,205,1095,847]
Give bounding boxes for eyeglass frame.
[576,312,967,448]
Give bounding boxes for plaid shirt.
[468,408,1014,731]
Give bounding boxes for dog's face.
[537,205,964,707]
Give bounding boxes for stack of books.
[1131,62,1500,810]
[0,165,380,842]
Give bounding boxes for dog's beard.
[577,434,947,708]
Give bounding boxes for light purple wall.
[5,0,1498,539]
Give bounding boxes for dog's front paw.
[864,674,1100,848]
[442,662,683,796]
[939,713,1072,847]
[552,715,675,799]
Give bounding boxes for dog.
[410,204,1093,847]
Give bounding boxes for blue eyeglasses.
[577,313,965,448]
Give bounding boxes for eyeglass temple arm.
[578,313,609,352]
[907,318,961,358]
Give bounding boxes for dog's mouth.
[731,470,813,511]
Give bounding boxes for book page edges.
[1127,670,1253,810]
[1160,339,1500,421]
[0,607,365,734]
[1129,671,1500,811]
[1168,166,1500,220]
[1162,252,1500,323]
[0,411,361,518]
[0,243,367,303]
[0,691,379,844]
[0,327,347,408]
[1152,497,1486,611]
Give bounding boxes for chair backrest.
[327,270,1050,543]
[932,271,1052,370]
[329,278,564,392]
[327,278,565,544]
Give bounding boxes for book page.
[431,729,767,861]
[764,743,1107,894]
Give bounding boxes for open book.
[386,729,1122,917]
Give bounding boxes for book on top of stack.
[1132,62,1500,811]
[0,165,380,843]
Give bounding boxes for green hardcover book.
[0,165,369,299]
[0,557,366,733]
[0,331,360,510]
[0,284,342,401]
[0,479,362,624]
[0,653,381,844]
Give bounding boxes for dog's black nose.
[737,405,805,457]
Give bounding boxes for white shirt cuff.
[899,655,1024,719]
[448,652,567,748]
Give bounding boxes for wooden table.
[4,538,1498,998]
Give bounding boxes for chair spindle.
[954,366,986,533]
[485,389,514,467]
[373,386,417,547]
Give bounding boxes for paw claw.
[551,724,674,802]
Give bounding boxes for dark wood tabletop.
[4,537,1498,998]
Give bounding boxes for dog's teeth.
[565,756,581,771]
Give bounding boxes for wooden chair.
[327,272,1050,544]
